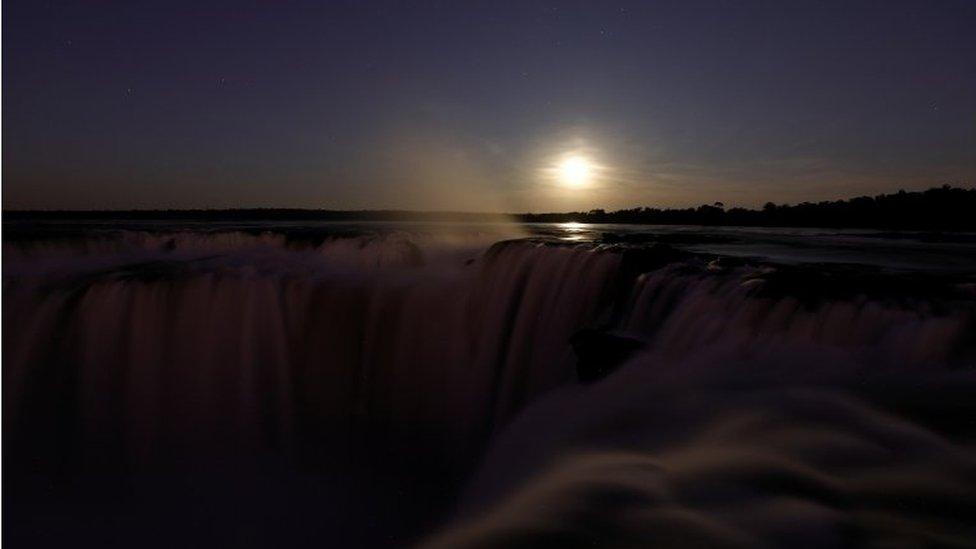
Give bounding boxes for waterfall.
[4,228,974,547]
[4,233,622,475]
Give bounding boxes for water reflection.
[558,221,588,241]
[530,222,976,273]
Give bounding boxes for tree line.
[519,185,976,230]
[5,185,974,231]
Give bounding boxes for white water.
[4,226,975,547]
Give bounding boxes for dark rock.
[571,329,645,384]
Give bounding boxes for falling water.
[4,226,975,547]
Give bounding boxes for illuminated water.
[4,219,975,547]
[8,218,976,272]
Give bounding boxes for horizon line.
[3,184,974,217]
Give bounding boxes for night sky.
[4,0,975,211]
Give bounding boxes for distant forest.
[521,185,976,230]
[5,185,975,231]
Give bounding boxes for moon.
[556,155,595,188]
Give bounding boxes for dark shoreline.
[4,185,975,231]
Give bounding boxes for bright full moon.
[556,155,595,188]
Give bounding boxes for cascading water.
[4,225,975,547]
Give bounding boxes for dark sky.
[4,0,975,211]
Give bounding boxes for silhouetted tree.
[6,185,975,231]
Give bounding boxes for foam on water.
[3,225,975,547]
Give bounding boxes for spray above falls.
[4,223,975,547]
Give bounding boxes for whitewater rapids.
[4,226,975,547]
